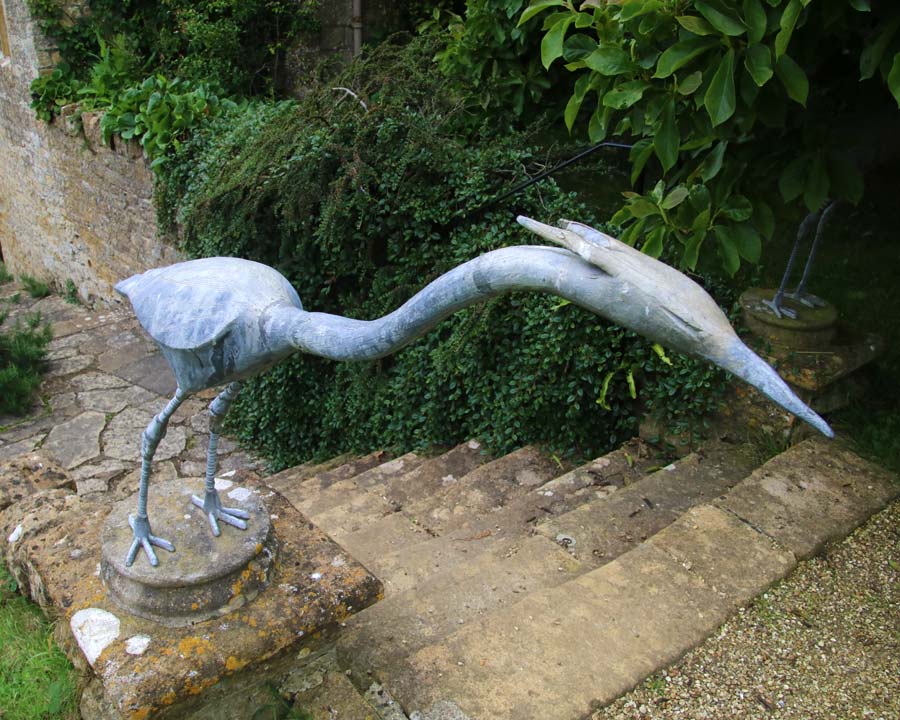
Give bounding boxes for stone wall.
[0,0,181,307]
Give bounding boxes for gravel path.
[594,498,900,720]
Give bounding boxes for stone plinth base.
[101,480,275,626]
[0,471,383,720]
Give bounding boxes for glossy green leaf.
[699,141,727,181]
[678,70,704,95]
[575,11,596,28]
[775,0,802,58]
[683,231,705,270]
[602,80,651,109]
[775,54,808,105]
[585,47,636,75]
[721,194,753,221]
[745,43,774,86]
[642,226,666,258]
[563,34,598,62]
[565,74,592,131]
[654,99,680,172]
[661,185,689,209]
[654,37,717,78]
[629,139,655,185]
[888,52,900,108]
[742,0,767,44]
[629,198,661,218]
[803,154,829,212]
[779,155,808,202]
[619,0,661,21]
[704,49,737,126]
[695,1,746,36]
[588,105,611,141]
[675,15,716,36]
[713,226,741,275]
[519,0,565,26]
[752,199,776,240]
[849,0,871,12]
[732,222,761,262]
[541,15,575,69]
[859,17,900,80]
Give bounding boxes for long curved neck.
[287,246,614,362]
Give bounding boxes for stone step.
[336,534,585,682]
[402,445,564,535]
[535,439,760,570]
[300,452,427,519]
[265,452,355,495]
[383,440,493,510]
[375,438,898,720]
[272,451,390,508]
[353,440,661,595]
[336,512,433,577]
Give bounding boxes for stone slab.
[717,438,899,559]
[112,352,178,397]
[646,504,797,607]
[0,453,74,511]
[404,446,562,535]
[389,543,733,720]
[102,406,187,462]
[0,478,382,720]
[41,410,108,469]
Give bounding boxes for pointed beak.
[516,215,568,244]
[713,338,834,438]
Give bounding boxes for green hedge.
[157,37,733,469]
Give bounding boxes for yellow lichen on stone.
[225,656,248,672]
[161,691,177,706]
[129,707,152,720]
[176,636,212,657]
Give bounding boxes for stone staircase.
[264,434,897,720]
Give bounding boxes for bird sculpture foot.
[191,489,250,537]
[783,290,827,309]
[761,298,797,320]
[125,514,175,567]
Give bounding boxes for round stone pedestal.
[740,287,838,350]
[100,479,276,626]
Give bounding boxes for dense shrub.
[157,37,735,468]
[0,311,52,416]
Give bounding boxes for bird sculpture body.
[117,217,833,568]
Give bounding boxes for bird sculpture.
[116,216,833,568]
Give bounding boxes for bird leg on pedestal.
[783,200,835,309]
[763,208,822,320]
[125,389,185,567]
[191,382,249,536]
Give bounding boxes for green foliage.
[523,0,900,275]
[29,61,83,122]
[101,75,237,167]
[157,36,734,468]
[0,263,13,285]
[64,279,80,305]
[28,0,321,96]
[20,275,51,299]
[0,564,79,719]
[427,0,565,117]
[0,310,52,416]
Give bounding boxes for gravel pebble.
[594,498,900,720]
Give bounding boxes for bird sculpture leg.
[784,200,835,309]
[763,209,822,319]
[191,382,249,536]
[126,388,186,567]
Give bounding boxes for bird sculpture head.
[517,216,833,439]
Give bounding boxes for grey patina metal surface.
[115,217,833,568]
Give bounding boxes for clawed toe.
[125,514,175,567]
[192,491,249,537]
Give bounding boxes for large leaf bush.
[527,0,900,274]
[157,37,734,468]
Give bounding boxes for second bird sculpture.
[116,217,833,567]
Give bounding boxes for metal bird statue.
[116,217,833,567]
